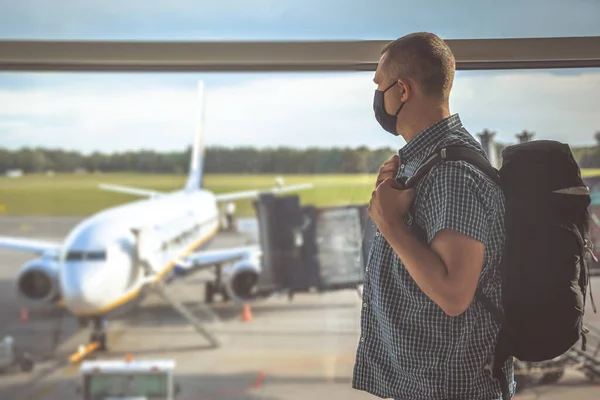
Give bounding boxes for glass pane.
[2,68,600,400]
[85,374,168,398]
[0,0,598,40]
[1,69,599,153]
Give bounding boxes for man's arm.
[380,162,489,317]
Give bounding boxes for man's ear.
[396,79,411,102]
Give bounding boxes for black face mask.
[373,82,406,136]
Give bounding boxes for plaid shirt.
[352,114,515,400]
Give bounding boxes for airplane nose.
[60,262,112,315]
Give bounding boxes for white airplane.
[0,81,313,350]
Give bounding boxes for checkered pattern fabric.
[352,114,515,400]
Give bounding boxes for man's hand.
[369,177,415,236]
[375,154,400,189]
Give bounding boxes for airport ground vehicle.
[78,356,180,400]
[0,335,34,374]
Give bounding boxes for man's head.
[373,32,456,138]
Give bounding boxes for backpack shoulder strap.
[401,144,511,400]
[402,144,506,329]
[403,145,501,189]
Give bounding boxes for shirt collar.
[398,113,463,162]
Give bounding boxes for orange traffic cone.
[241,303,252,322]
[20,305,28,323]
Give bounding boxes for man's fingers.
[376,173,395,187]
[378,155,399,171]
[376,171,396,186]
[376,177,405,191]
[381,177,406,190]
[379,164,398,175]
[377,159,399,178]
[385,154,400,164]
[376,155,400,188]
[376,166,397,183]
[382,157,399,169]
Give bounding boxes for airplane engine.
[223,253,261,303]
[16,257,60,304]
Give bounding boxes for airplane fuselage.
[58,188,220,317]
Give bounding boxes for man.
[352,32,515,400]
[225,201,236,231]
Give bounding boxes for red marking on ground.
[182,355,354,400]
[253,370,266,389]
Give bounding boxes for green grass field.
[3,168,600,217]
[0,173,376,217]
[582,169,600,179]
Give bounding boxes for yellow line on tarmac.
[68,341,101,364]
[25,327,127,400]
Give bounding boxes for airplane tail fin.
[184,81,206,191]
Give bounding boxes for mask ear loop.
[383,82,397,92]
[394,101,405,116]
[393,87,406,116]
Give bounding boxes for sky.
[0,0,599,153]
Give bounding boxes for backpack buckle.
[585,239,598,262]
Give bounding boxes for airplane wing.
[0,236,62,255]
[98,183,164,198]
[214,183,313,202]
[176,245,261,271]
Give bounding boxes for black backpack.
[401,140,596,400]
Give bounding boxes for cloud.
[1,70,600,154]
[451,70,600,145]
[0,73,382,152]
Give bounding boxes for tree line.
[1,140,598,175]
[576,132,600,169]
[0,146,399,174]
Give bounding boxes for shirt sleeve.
[418,161,490,245]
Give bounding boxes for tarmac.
[0,216,600,400]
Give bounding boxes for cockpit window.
[65,251,106,262]
[66,251,84,261]
[87,251,107,261]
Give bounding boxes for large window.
[2,68,600,400]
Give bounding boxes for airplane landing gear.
[205,265,230,304]
[69,317,109,363]
[205,282,230,304]
[89,318,108,351]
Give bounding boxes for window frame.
[0,36,599,72]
